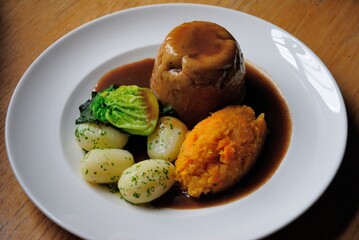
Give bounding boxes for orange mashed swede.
[175,105,267,198]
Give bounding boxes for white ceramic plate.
[5,4,347,240]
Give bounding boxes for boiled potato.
[147,117,188,161]
[75,123,129,151]
[81,149,134,183]
[118,159,175,204]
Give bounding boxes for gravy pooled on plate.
[95,58,291,209]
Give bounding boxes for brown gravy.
[95,58,292,209]
[95,58,155,91]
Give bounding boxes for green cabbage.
[89,85,159,136]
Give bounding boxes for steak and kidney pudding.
[150,21,246,128]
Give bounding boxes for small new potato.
[75,123,129,151]
[118,159,175,204]
[147,117,188,161]
[81,149,134,183]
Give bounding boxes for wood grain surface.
[1,0,358,239]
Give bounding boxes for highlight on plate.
[74,21,291,208]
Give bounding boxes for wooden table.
[1,1,358,239]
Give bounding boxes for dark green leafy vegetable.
[159,103,178,118]
[75,99,94,124]
[89,85,159,136]
[75,91,98,125]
